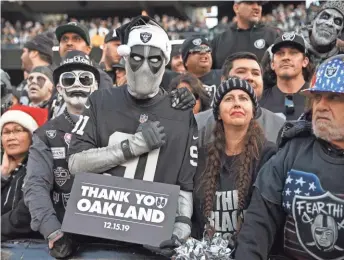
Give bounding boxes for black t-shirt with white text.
[192,142,276,240]
[68,86,198,191]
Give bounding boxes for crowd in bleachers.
[1,3,313,47]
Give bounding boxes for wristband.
[121,139,133,160]
[47,229,63,241]
[175,216,192,228]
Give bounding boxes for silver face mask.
[312,9,344,46]
[58,70,98,110]
[126,45,166,99]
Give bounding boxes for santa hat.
[116,16,172,63]
[1,105,48,134]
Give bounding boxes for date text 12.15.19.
[104,222,130,231]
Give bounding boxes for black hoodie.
[211,22,281,69]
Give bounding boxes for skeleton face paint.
[312,9,344,46]
[126,45,166,99]
[58,70,98,110]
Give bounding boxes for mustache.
[65,89,91,98]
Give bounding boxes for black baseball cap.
[181,37,211,65]
[53,50,100,85]
[55,22,91,46]
[271,32,306,54]
[104,29,121,43]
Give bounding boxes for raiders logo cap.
[271,32,306,54]
[55,22,91,46]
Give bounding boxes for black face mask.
[129,46,164,74]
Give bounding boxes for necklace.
[63,108,76,127]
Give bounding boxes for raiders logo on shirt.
[282,169,344,260]
[254,39,266,49]
[203,84,216,106]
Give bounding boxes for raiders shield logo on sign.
[139,114,148,124]
[140,32,152,43]
[325,66,339,78]
[156,197,168,209]
[46,130,56,139]
[282,32,296,41]
[292,192,344,260]
[54,167,71,187]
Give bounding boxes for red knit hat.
[0,105,48,134]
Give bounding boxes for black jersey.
[198,69,222,106]
[68,86,198,191]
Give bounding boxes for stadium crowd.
[1,0,344,259]
[1,3,312,46]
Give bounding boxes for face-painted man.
[27,66,54,108]
[297,1,344,64]
[67,16,198,258]
[24,50,100,259]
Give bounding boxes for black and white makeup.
[126,45,166,99]
[57,70,98,110]
[312,9,344,46]
[27,72,53,104]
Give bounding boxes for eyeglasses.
[285,95,295,115]
[2,128,27,137]
[59,71,95,89]
[28,75,47,88]
[189,46,212,54]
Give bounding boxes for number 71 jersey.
[68,86,198,191]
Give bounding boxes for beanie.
[0,105,48,134]
[24,32,55,61]
[213,77,259,120]
[116,15,171,63]
[30,66,54,84]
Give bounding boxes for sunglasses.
[189,46,212,54]
[285,95,295,115]
[59,71,95,89]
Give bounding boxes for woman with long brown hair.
[192,77,277,247]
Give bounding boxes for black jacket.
[211,22,281,69]
[1,159,40,240]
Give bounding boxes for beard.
[313,118,344,142]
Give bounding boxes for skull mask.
[312,8,344,46]
[126,45,166,99]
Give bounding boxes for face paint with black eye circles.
[129,45,164,74]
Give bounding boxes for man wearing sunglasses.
[27,66,54,109]
[260,32,310,120]
[24,51,102,259]
[181,36,222,105]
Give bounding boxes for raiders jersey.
[68,86,198,191]
[198,69,222,106]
